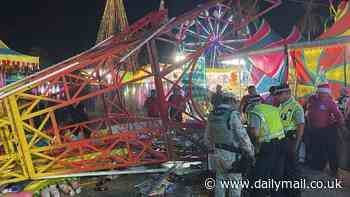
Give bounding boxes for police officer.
[240,86,263,118]
[241,94,263,125]
[206,92,255,197]
[275,83,305,197]
[247,98,286,197]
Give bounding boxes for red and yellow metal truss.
[0,0,281,185]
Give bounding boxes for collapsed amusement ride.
[1,0,350,187]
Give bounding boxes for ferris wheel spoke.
[220,22,230,36]
[183,49,197,53]
[220,15,233,36]
[212,45,218,67]
[218,4,222,19]
[178,2,251,68]
[184,42,207,46]
[220,39,247,44]
[215,6,222,37]
[216,23,220,38]
[219,44,237,52]
[207,16,215,34]
[196,19,210,36]
[185,29,208,40]
[217,6,233,38]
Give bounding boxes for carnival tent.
[224,0,350,100]
[289,0,350,99]
[0,40,39,86]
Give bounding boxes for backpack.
[207,107,234,142]
[208,107,253,174]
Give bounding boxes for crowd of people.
[142,83,349,196]
[205,83,349,197]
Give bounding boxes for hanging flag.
[242,19,302,94]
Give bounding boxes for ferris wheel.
[175,2,250,68]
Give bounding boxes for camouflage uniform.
[205,104,254,197]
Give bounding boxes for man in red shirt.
[168,88,186,122]
[306,84,345,176]
[144,89,160,117]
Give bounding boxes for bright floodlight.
[106,73,112,83]
[175,54,185,62]
[222,58,246,65]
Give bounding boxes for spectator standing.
[144,89,160,118]
[240,86,263,120]
[264,86,277,106]
[168,88,186,122]
[306,84,345,176]
[211,84,224,110]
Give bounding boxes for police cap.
[275,83,290,94]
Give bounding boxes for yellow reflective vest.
[279,98,301,131]
[250,104,285,143]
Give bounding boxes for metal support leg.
[147,40,173,160]
[5,96,35,178]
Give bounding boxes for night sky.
[0,0,332,65]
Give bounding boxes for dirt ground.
[75,166,350,197]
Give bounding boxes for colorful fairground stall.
[0,40,39,87]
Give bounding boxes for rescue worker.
[144,89,160,117]
[247,98,286,197]
[306,83,345,177]
[211,84,224,110]
[337,87,350,117]
[206,92,255,197]
[275,83,305,197]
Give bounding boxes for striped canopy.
[243,19,302,94]
[290,0,350,100]
[0,40,39,71]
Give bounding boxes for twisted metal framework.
[0,0,281,185]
